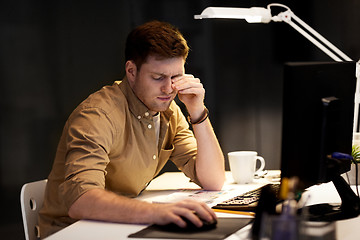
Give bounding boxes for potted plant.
[342,145,360,185]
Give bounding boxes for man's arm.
[172,74,225,190]
[191,117,225,190]
[68,188,216,227]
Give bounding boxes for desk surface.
[45,171,360,240]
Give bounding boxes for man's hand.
[150,199,217,228]
[172,74,205,119]
[68,189,217,228]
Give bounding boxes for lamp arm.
[290,12,352,62]
[271,6,359,134]
[275,10,352,62]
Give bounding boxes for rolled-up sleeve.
[59,107,115,209]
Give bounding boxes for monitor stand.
[299,175,360,221]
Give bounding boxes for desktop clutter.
[251,153,360,240]
[225,150,358,240]
[226,151,302,239]
[130,151,360,240]
[223,152,301,240]
[252,177,303,240]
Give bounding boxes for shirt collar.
[116,76,174,121]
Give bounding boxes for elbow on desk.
[201,176,225,191]
[68,204,82,220]
[68,194,90,220]
[203,184,223,191]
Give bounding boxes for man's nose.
[161,78,174,94]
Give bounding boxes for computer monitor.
[280,61,360,221]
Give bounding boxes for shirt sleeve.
[58,107,116,209]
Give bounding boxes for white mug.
[228,151,265,184]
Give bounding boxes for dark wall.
[1,0,359,237]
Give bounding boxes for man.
[39,20,225,238]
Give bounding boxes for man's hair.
[125,20,189,69]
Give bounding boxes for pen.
[213,209,255,216]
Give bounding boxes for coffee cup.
[228,151,265,184]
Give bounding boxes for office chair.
[20,179,47,240]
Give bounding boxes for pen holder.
[258,213,336,240]
[259,213,299,240]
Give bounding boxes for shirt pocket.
[155,144,175,174]
[159,144,174,161]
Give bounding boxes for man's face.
[128,55,185,115]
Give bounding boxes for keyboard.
[212,183,281,211]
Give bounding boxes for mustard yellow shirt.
[39,77,200,238]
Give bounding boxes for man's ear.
[125,60,137,83]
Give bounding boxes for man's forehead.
[142,56,185,75]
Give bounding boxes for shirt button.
[137,115,141,119]
[148,124,152,129]
[144,112,149,117]
[153,155,157,160]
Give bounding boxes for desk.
[45,171,360,240]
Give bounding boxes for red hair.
[125,20,189,69]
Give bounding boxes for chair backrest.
[20,179,48,240]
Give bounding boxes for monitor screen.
[280,61,356,189]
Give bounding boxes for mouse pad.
[128,218,252,239]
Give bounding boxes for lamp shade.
[194,7,272,23]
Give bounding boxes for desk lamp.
[195,3,360,135]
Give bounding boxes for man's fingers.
[174,200,216,223]
[152,199,216,228]
[160,206,200,227]
[171,75,201,92]
[171,74,195,83]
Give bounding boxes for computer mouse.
[154,214,217,232]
